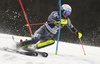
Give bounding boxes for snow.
[0,33,100,64]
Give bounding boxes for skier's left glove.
[75,30,82,39]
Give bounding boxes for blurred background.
[0,0,100,46]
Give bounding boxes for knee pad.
[37,40,55,49]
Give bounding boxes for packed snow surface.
[0,33,100,64]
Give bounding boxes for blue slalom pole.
[55,0,62,55]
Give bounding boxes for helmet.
[61,4,72,13]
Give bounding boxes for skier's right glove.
[75,30,82,39]
[57,19,68,24]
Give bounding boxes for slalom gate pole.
[79,38,86,55]
[19,0,33,37]
[55,0,61,55]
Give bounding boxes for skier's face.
[62,13,68,18]
[62,10,71,18]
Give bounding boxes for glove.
[75,31,82,39]
[57,19,68,24]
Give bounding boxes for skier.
[16,4,82,51]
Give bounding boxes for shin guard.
[37,40,55,49]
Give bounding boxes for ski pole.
[25,22,57,26]
[79,38,86,55]
[29,23,48,26]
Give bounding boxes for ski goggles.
[63,10,71,16]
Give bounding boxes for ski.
[12,36,18,43]
[34,51,48,57]
[0,47,48,57]
[11,36,48,57]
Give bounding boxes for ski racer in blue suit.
[16,4,82,51]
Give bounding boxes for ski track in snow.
[0,33,100,64]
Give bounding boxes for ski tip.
[42,53,48,57]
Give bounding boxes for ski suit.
[17,11,77,50]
